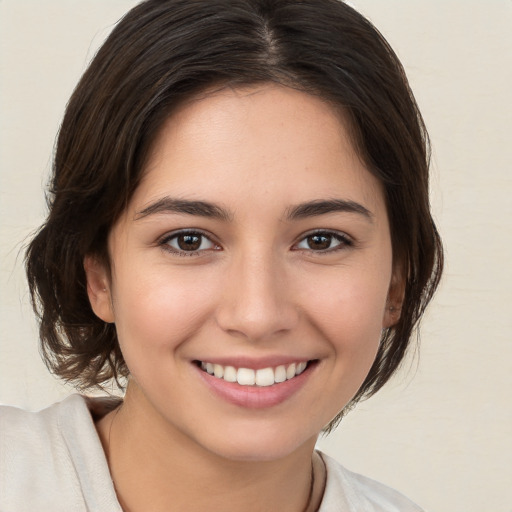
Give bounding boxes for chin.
[193,417,320,463]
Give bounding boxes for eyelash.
[159,229,220,257]
[159,229,353,256]
[292,230,353,253]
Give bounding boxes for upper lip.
[193,356,314,370]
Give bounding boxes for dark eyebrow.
[285,199,373,221]
[135,197,233,221]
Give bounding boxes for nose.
[215,251,299,341]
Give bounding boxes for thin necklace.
[107,405,133,512]
[107,404,122,467]
[301,461,316,512]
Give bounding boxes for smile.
[198,361,309,387]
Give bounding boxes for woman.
[0,0,442,510]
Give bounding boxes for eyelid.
[292,229,354,252]
[159,228,221,256]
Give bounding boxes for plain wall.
[0,2,511,511]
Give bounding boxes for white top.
[0,395,424,511]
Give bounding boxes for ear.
[83,255,115,323]
[382,266,405,329]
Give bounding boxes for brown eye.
[306,234,332,250]
[177,234,202,251]
[163,231,217,254]
[294,231,352,252]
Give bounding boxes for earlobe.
[383,303,402,328]
[382,267,405,328]
[83,255,115,323]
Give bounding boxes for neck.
[96,384,325,512]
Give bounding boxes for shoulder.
[0,395,120,512]
[0,394,100,458]
[318,451,426,512]
[0,394,88,468]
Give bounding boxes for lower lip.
[195,362,316,409]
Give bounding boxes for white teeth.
[237,368,255,386]
[296,361,307,375]
[286,363,296,380]
[223,366,237,382]
[213,364,224,378]
[200,361,309,386]
[274,365,287,383]
[255,367,274,387]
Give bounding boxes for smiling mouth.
[196,360,313,387]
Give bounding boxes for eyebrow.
[135,197,233,221]
[285,199,373,222]
[135,196,372,222]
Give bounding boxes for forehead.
[130,84,385,218]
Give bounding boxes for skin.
[86,84,402,512]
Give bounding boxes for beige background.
[1,1,511,511]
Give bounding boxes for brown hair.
[26,0,443,425]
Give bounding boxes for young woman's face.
[88,84,399,461]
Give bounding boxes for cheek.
[111,265,218,359]
[300,264,390,357]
